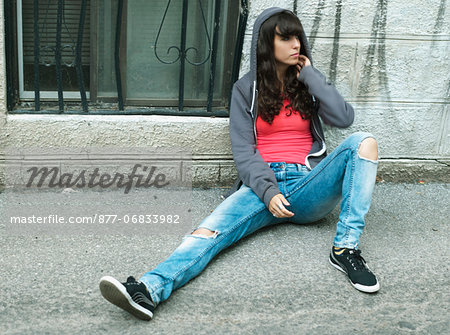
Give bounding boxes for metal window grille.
[5,0,249,116]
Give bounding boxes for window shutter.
[22,0,90,66]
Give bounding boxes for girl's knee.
[191,227,217,238]
[358,137,378,161]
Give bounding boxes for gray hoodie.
[228,7,354,208]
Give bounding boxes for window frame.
[5,0,247,116]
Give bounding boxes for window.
[6,0,248,115]
[19,0,91,99]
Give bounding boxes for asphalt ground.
[0,182,449,334]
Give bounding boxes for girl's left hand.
[296,55,311,76]
[269,193,294,218]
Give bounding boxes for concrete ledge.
[0,114,448,188]
[192,160,237,188]
[199,158,450,186]
[193,158,450,186]
[0,114,231,155]
[2,159,447,190]
[377,159,450,183]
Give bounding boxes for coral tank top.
[256,99,313,164]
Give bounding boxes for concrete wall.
[1,0,449,186]
[242,0,450,181]
[0,0,6,121]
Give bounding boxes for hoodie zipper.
[305,111,326,170]
[250,81,258,143]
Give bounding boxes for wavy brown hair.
[257,10,315,124]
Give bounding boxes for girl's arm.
[297,61,354,128]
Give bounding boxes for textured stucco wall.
[0,0,6,120]
[242,0,450,159]
[0,0,449,186]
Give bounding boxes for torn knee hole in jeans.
[190,228,219,239]
[357,138,378,163]
[357,153,378,163]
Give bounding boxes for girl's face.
[273,28,301,69]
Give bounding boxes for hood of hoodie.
[249,7,313,84]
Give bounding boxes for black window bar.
[33,0,40,111]
[5,0,249,115]
[5,0,16,112]
[115,0,124,112]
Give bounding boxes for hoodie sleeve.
[298,66,354,128]
[229,82,281,208]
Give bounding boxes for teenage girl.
[99,7,380,321]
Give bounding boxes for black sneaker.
[329,247,380,293]
[99,276,155,320]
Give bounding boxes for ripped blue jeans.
[140,132,378,305]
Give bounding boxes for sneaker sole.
[329,256,380,293]
[99,276,153,321]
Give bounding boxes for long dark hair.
[257,10,315,124]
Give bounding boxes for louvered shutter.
[22,0,90,67]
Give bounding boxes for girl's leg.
[139,184,282,305]
[282,132,380,292]
[285,132,378,249]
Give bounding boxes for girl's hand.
[269,193,294,218]
[296,55,311,76]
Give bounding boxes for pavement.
[0,182,449,334]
